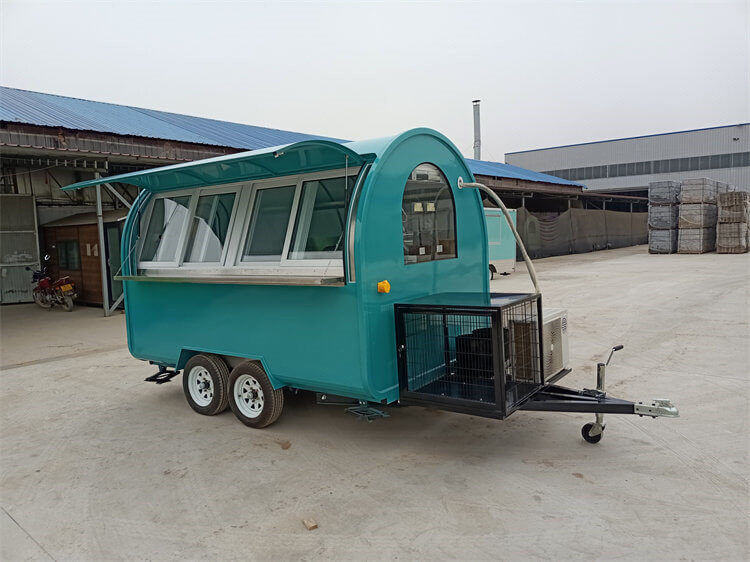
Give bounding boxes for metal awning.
[62,140,369,193]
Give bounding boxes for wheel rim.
[234,374,264,418]
[187,366,214,407]
[34,292,51,308]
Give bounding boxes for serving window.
[240,184,296,262]
[136,167,360,278]
[289,176,355,260]
[139,195,192,266]
[184,192,237,264]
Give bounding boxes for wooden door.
[46,226,84,298]
[78,225,103,304]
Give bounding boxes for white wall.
[505,124,750,191]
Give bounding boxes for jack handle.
[605,344,624,366]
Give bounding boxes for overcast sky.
[1,1,748,161]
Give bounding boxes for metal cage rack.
[395,293,543,419]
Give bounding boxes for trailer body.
[65,128,488,403]
[62,128,678,436]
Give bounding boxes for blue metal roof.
[1,86,581,188]
[465,158,583,187]
[0,86,343,149]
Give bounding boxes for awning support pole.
[104,183,132,208]
[95,174,111,317]
[107,292,124,315]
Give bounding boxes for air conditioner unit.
[542,308,569,378]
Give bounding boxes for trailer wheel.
[182,354,230,416]
[581,422,603,444]
[228,361,284,428]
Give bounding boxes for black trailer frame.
[394,294,678,441]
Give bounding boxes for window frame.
[401,162,458,266]
[233,176,302,267]
[57,239,81,271]
[180,184,242,269]
[231,167,360,271]
[136,167,361,276]
[137,190,195,270]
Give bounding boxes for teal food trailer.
[484,207,516,278]
[64,128,678,441]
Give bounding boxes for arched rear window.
[402,163,457,264]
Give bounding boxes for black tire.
[228,361,284,428]
[62,296,74,312]
[581,422,603,444]
[33,291,52,309]
[182,354,230,416]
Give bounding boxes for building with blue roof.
[0,85,583,190]
[0,86,645,305]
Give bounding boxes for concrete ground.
[0,245,747,560]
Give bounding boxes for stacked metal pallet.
[716,191,749,254]
[648,181,680,253]
[677,179,725,254]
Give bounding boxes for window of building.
[184,192,237,263]
[289,176,355,260]
[401,163,457,265]
[544,150,748,182]
[57,240,80,270]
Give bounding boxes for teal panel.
[485,208,517,262]
[124,280,367,399]
[353,130,488,402]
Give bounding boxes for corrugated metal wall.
[506,124,750,192]
[0,194,40,303]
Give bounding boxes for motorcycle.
[26,255,78,312]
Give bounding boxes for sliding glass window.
[288,176,355,260]
[140,195,191,264]
[136,167,360,274]
[184,192,237,263]
[241,185,296,262]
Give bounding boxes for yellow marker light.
[377,280,391,294]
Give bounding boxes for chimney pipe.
[472,99,481,160]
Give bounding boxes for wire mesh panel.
[401,311,495,403]
[395,294,542,419]
[501,297,542,410]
